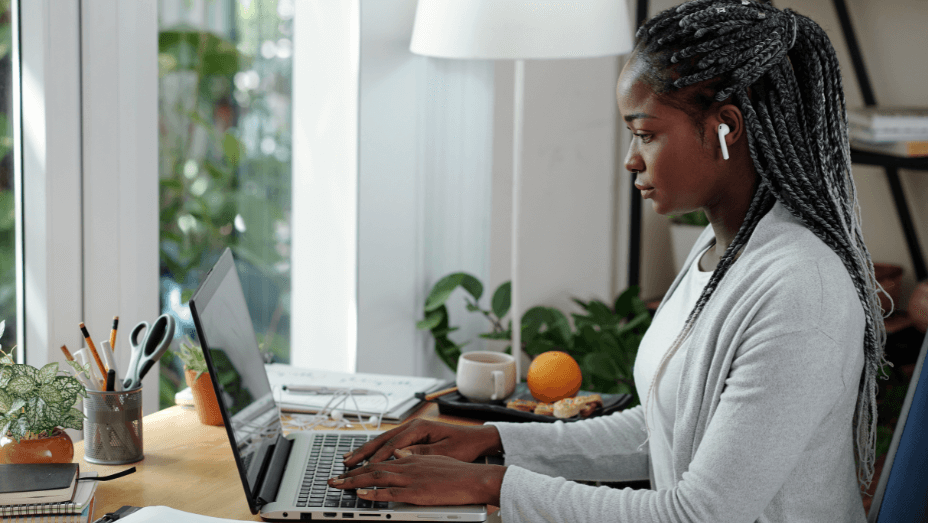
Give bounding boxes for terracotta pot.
[185,368,224,426]
[910,281,928,333]
[873,262,904,315]
[0,428,74,464]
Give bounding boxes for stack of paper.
[848,107,928,157]
[175,365,447,422]
[265,364,446,422]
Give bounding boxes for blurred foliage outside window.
[158,0,293,409]
[0,0,16,354]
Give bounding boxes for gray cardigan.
[489,201,867,522]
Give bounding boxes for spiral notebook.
[0,472,97,522]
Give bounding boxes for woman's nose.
[624,141,643,173]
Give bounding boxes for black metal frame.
[627,0,928,287]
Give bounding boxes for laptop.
[189,248,488,521]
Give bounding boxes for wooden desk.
[75,403,481,521]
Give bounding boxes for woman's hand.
[329,454,506,506]
[342,419,502,466]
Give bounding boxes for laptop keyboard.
[297,433,390,509]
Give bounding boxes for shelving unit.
[627,0,928,289]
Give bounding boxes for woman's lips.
[634,182,654,198]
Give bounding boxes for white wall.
[637,0,928,307]
[490,58,622,317]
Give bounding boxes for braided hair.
[634,0,888,490]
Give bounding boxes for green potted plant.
[0,321,87,464]
[173,338,223,426]
[418,275,651,407]
[669,210,710,273]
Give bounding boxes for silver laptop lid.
[189,248,283,514]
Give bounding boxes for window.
[0,0,16,355]
[158,0,293,407]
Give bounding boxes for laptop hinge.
[256,433,293,507]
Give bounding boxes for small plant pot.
[185,368,224,426]
[0,428,74,464]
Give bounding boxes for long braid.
[635,0,888,490]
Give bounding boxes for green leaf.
[430,327,460,338]
[60,408,84,431]
[10,417,27,441]
[222,132,244,168]
[37,383,63,404]
[6,374,35,396]
[0,366,11,388]
[479,331,511,340]
[181,289,195,303]
[37,362,58,384]
[582,353,621,381]
[5,398,24,416]
[0,319,4,339]
[491,281,511,319]
[0,389,10,411]
[416,309,445,331]
[613,285,641,317]
[424,273,473,312]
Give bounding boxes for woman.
[329,1,888,520]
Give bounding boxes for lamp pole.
[511,59,525,381]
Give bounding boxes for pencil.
[79,322,108,378]
[60,344,74,362]
[424,386,458,401]
[109,316,119,352]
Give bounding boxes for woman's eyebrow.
[624,112,657,123]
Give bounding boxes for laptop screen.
[189,248,282,507]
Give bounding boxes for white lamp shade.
[410,0,634,60]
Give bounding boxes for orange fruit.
[526,351,583,403]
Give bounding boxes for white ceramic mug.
[456,351,517,403]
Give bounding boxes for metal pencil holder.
[83,387,144,465]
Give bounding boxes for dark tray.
[415,383,633,423]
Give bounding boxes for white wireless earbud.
[718,123,731,160]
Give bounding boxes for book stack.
[0,464,97,522]
[848,107,928,158]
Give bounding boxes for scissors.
[123,314,176,390]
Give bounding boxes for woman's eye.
[634,133,653,143]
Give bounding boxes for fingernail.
[330,478,344,486]
[395,449,411,457]
[357,489,370,496]
[343,451,353,459]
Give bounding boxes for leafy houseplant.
[172,338,223,426]
[0,321,87,463]
[418,275,651,407]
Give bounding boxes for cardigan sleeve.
[487,404,650,482]
[495,326,864,522]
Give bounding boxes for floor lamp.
[410,1,634,381]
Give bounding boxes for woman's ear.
[714,104,744,148]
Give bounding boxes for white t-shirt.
[632,240,714,490]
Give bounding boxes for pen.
[80,322,109,378]
[106,369,116,392]
[282,385,378,395]
[424,386,459,401]
[109,316,119,353]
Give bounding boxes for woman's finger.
[343,424,409,465]
[329,468,409,490]
[366,428,435,464]
[356,487,403,502]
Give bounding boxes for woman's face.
[617,58,727,217]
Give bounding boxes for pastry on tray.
[553,394,603,419]
[505,399,539,412]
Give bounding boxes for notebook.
[189,248,487,521]
[0,463,79,505]
[1,472,97,522]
